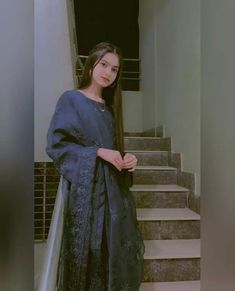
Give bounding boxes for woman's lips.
[101,76,110,82]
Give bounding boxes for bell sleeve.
[46,91,98,185]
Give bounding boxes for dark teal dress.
[46,90,144,291]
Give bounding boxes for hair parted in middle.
[78,41,125,153]
[79,42,123,106]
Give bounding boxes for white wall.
[201,1,235,289]
[139,0,156,131]
[0,1,34,289]
[154,0,201,194]
[122,91,143,132]
[35,0,74,161]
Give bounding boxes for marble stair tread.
[136,166,176,170]
[140,281,200,291]
[144,239,200,259]
[137,208,200,221]
[130,184,189,192]
[126,150,168,153]
[125,136,161,139]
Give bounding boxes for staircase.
[124,131,200,291]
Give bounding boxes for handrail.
[76,54,141,83]
[37,176,69,291]
[79,54,141,62]
[77,68,140,74]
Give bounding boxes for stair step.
[127,150,168,153]
[137,208,200,221]
[126,151,169,166]
[140,281,200,291]
[124,127,163,137]
[131,184,188,192]
[126,136,162,139]
[138,209,200,239]
[124,136,171,151]
[131,185,189,208]
[125,132,158,137]
[136,166,176,170]
[143,240,200,282]
[144,239,200,260]
[133,167,177,185]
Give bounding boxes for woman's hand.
[97,148,124,171]
[122,153,138,172]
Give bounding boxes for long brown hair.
[79,42,124,154]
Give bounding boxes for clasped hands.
[97,148,138,172]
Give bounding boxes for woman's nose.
[105,66,113,76]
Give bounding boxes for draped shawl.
[46,90,144,291]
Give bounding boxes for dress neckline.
[76,89,105,105]
[75,89,107,112]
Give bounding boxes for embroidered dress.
[46,90,145,291]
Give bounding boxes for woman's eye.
[112,68,118,73]
[101,62,106,67]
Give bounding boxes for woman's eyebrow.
[101,59,119,68]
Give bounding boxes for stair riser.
[133,170,177,184]
[132,192,188,208]
[139,281,200,290]
[143,258,200,282]
[129,152,168,166]
[125,126,164,137]
[124,138,171,151]
[124,135,200,285]
[138,221,200,240]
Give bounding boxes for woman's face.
[91,52,120,88]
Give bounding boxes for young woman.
[46,42,144,290]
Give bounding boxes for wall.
[35,0,74,161]
[122,91,143,132]
[201,0,235,289]
[0,1,34,289]
[154,0,201,194]
[139,0,156,131]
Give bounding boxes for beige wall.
[139,0,201,194]
[201,0,235,289]
[123,91,143,132]
[35,0,74,161]
[155,0,200,194]
[139,0,156,131]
